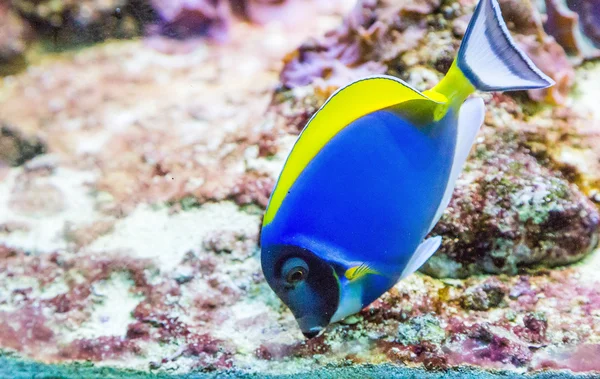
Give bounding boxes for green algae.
[513,178,569,225]
[397,314,446,346]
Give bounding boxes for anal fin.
[400,236,442,280]
[428,97,485,233]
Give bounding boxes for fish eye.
[282,257,309,284]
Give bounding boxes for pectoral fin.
[345,263,380,282]
[399,236,442,280]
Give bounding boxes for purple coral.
[566,0,600,46]
[149,0,316,42]
[280,0,388,89]
[279,0,437,90]
[543,0,600,59]
[151,0,233,41]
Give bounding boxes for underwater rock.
[460,278,507,311]
[0,4,33,75]
[445,322,533,367]
[0,124,46,167]
[422,129,599,278]
[396,314,446,346]
[531,344,600,372]
[11,0,151,45]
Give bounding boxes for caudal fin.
[457,0,554,91]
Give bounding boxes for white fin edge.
[428,97,485,233]
[400,236,443,280]
[457,0,554,91]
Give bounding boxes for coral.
[59,337,140,361]
[531,344,600,372]
[570,0,600,46]
[513,312,547,344]
[150,0,232,41]
[149,0,337,42]
[517,34,575,105]
[543,0,600,60]
[280,0,574,104]
[446,323,532,368]
[280,0,434,91]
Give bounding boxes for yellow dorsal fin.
[345,264,380,281]
[263,76,444,226]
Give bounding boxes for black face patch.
[261,245,340,333]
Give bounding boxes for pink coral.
[151,0,233,41]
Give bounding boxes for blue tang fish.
[261,0,554,338]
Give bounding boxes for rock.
[0,4,34,75]
[460,278,507,311]
[9,175,66,217]
[422,129,599,278]
[11,0,151,45]
[446,323,532,367]
[0,124,46,167]
[396,314,446,346]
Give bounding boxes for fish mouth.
[301,327,322,339]
[301,326,323,339]
[297,315,326,339]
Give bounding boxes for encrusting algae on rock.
[0,0,600,376]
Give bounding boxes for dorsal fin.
[263,76,443,226]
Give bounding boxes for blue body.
[261,109,458,305]
[259,0,554,336]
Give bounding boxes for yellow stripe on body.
[263,76,444,226]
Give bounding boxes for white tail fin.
[457,0,554,91]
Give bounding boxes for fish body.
[261,0,554,338]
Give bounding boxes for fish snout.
[297,315,326,339]
[301,327,322,339]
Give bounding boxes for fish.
[260,0,555,339]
